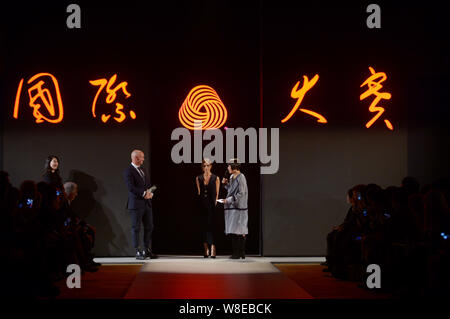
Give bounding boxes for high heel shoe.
[210,245,216,258]
[203,243,210,258]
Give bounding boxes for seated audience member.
[423,189,450,295]
[323,176,450,297]
[328,185,367,279]
[63,182,100,269]
[325,188,356,268]
[361,184,388,266]
[0,173,38,297]
[36,181,68,284]
[0,171,19,233]
[13,180,60,296]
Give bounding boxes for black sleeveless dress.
[198,173,217,245]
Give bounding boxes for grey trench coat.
[224,172,248,235]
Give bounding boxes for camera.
[19,198,33,209]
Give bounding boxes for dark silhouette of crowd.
[324,176,450,296]
[0,155,99,297]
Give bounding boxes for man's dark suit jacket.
[124,164,152,210]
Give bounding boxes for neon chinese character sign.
[89,74,136,123]
[178,85,228,130]
[13,73,64,124]
[281,74,327,124]
[360,67,393,130]
[10,68,395,130]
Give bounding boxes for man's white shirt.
[131,162,147,197]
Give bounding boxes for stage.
[90,257,323,299]
[94,256,325,264]
[54,256,390,299]
[98,257,324,299]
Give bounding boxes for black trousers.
[199,199,215,245]
[129,205,153,249]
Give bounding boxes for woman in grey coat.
[222,159,248,259]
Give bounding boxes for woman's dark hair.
[228,158,241,171]
[43,155,60,175]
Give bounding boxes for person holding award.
[124,149,158,260]
[220,158,248,259]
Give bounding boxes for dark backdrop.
[1,1,449,256]
[146,1,261,255]
[0,1,261,256]
[261,1,450,255]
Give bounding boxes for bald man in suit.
[124,150,157,259]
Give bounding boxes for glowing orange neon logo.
[281,74,327,124]
[360,67,393,130]
[178,85,228,130]
[89,74,136,123]
[13,73,64,123]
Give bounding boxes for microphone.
[223,169,231,180]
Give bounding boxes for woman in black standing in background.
[43,155,64,192]
[196,158,220,258]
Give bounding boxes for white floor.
[94,256,326,264]
[137,260,282,274]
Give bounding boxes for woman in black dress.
[196,158,220,258]
[43,155,64,192]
